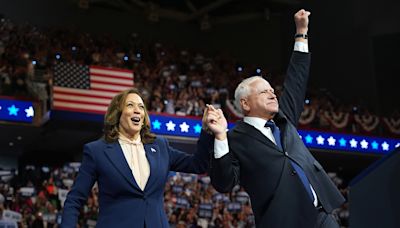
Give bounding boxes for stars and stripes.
[53,63,134,114]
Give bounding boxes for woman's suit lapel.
[143,142,160,192]
[103,141,142,191]
[103,140,163,193]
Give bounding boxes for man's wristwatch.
[294,33,308,39]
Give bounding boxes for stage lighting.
[124,56,129,61]
[71,46,77,51]
[305,99,310,104]
[256,68,261,74]
[55,54,61,60]
[32,60,37,65]
[237,66,243,72]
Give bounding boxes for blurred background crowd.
[1,16,399,138]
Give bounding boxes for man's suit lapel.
[234,121,283,152]
[103,142,142,191]
[274,112,307,167]
[143,143,160,192]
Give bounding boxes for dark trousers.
[315,207,340,228]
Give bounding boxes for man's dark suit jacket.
[210,52,345,228]
[61,131,212,228]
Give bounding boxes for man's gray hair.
[234,76,264,113]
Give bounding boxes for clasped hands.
[202,104,227,141]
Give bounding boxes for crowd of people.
[1,15,399,138]
[0,164,350,227]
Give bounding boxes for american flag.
[52,63,134,114]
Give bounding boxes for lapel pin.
[151,147,156,153]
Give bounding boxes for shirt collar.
[118,133,142,145]
[243,116,269,129]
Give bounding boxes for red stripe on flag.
[90,65,133,73]
[91,79,133,87]
[90,84,133,93]
[54,97,110,107]
[90,72,134,80]
[53,90,115,100]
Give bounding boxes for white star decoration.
[316,135,325,145]
[179,122,190,132]
[350,138,358,148]
[25,106,34,117]
[360,140,368,149]
[327,136,336,146]
[382,142,389,151]
[166,121,176,131]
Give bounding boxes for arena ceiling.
[89,0,304,24]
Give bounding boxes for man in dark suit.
[205,9,345,228]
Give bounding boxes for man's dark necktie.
[265,120,315,202]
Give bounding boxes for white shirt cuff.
[214,138,229,159]
[294,41,309,53]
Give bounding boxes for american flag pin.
[151,148,156,153]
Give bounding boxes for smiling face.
[118,93,145,140]
[241,78,279,120]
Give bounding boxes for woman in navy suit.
[61,88,213,227]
